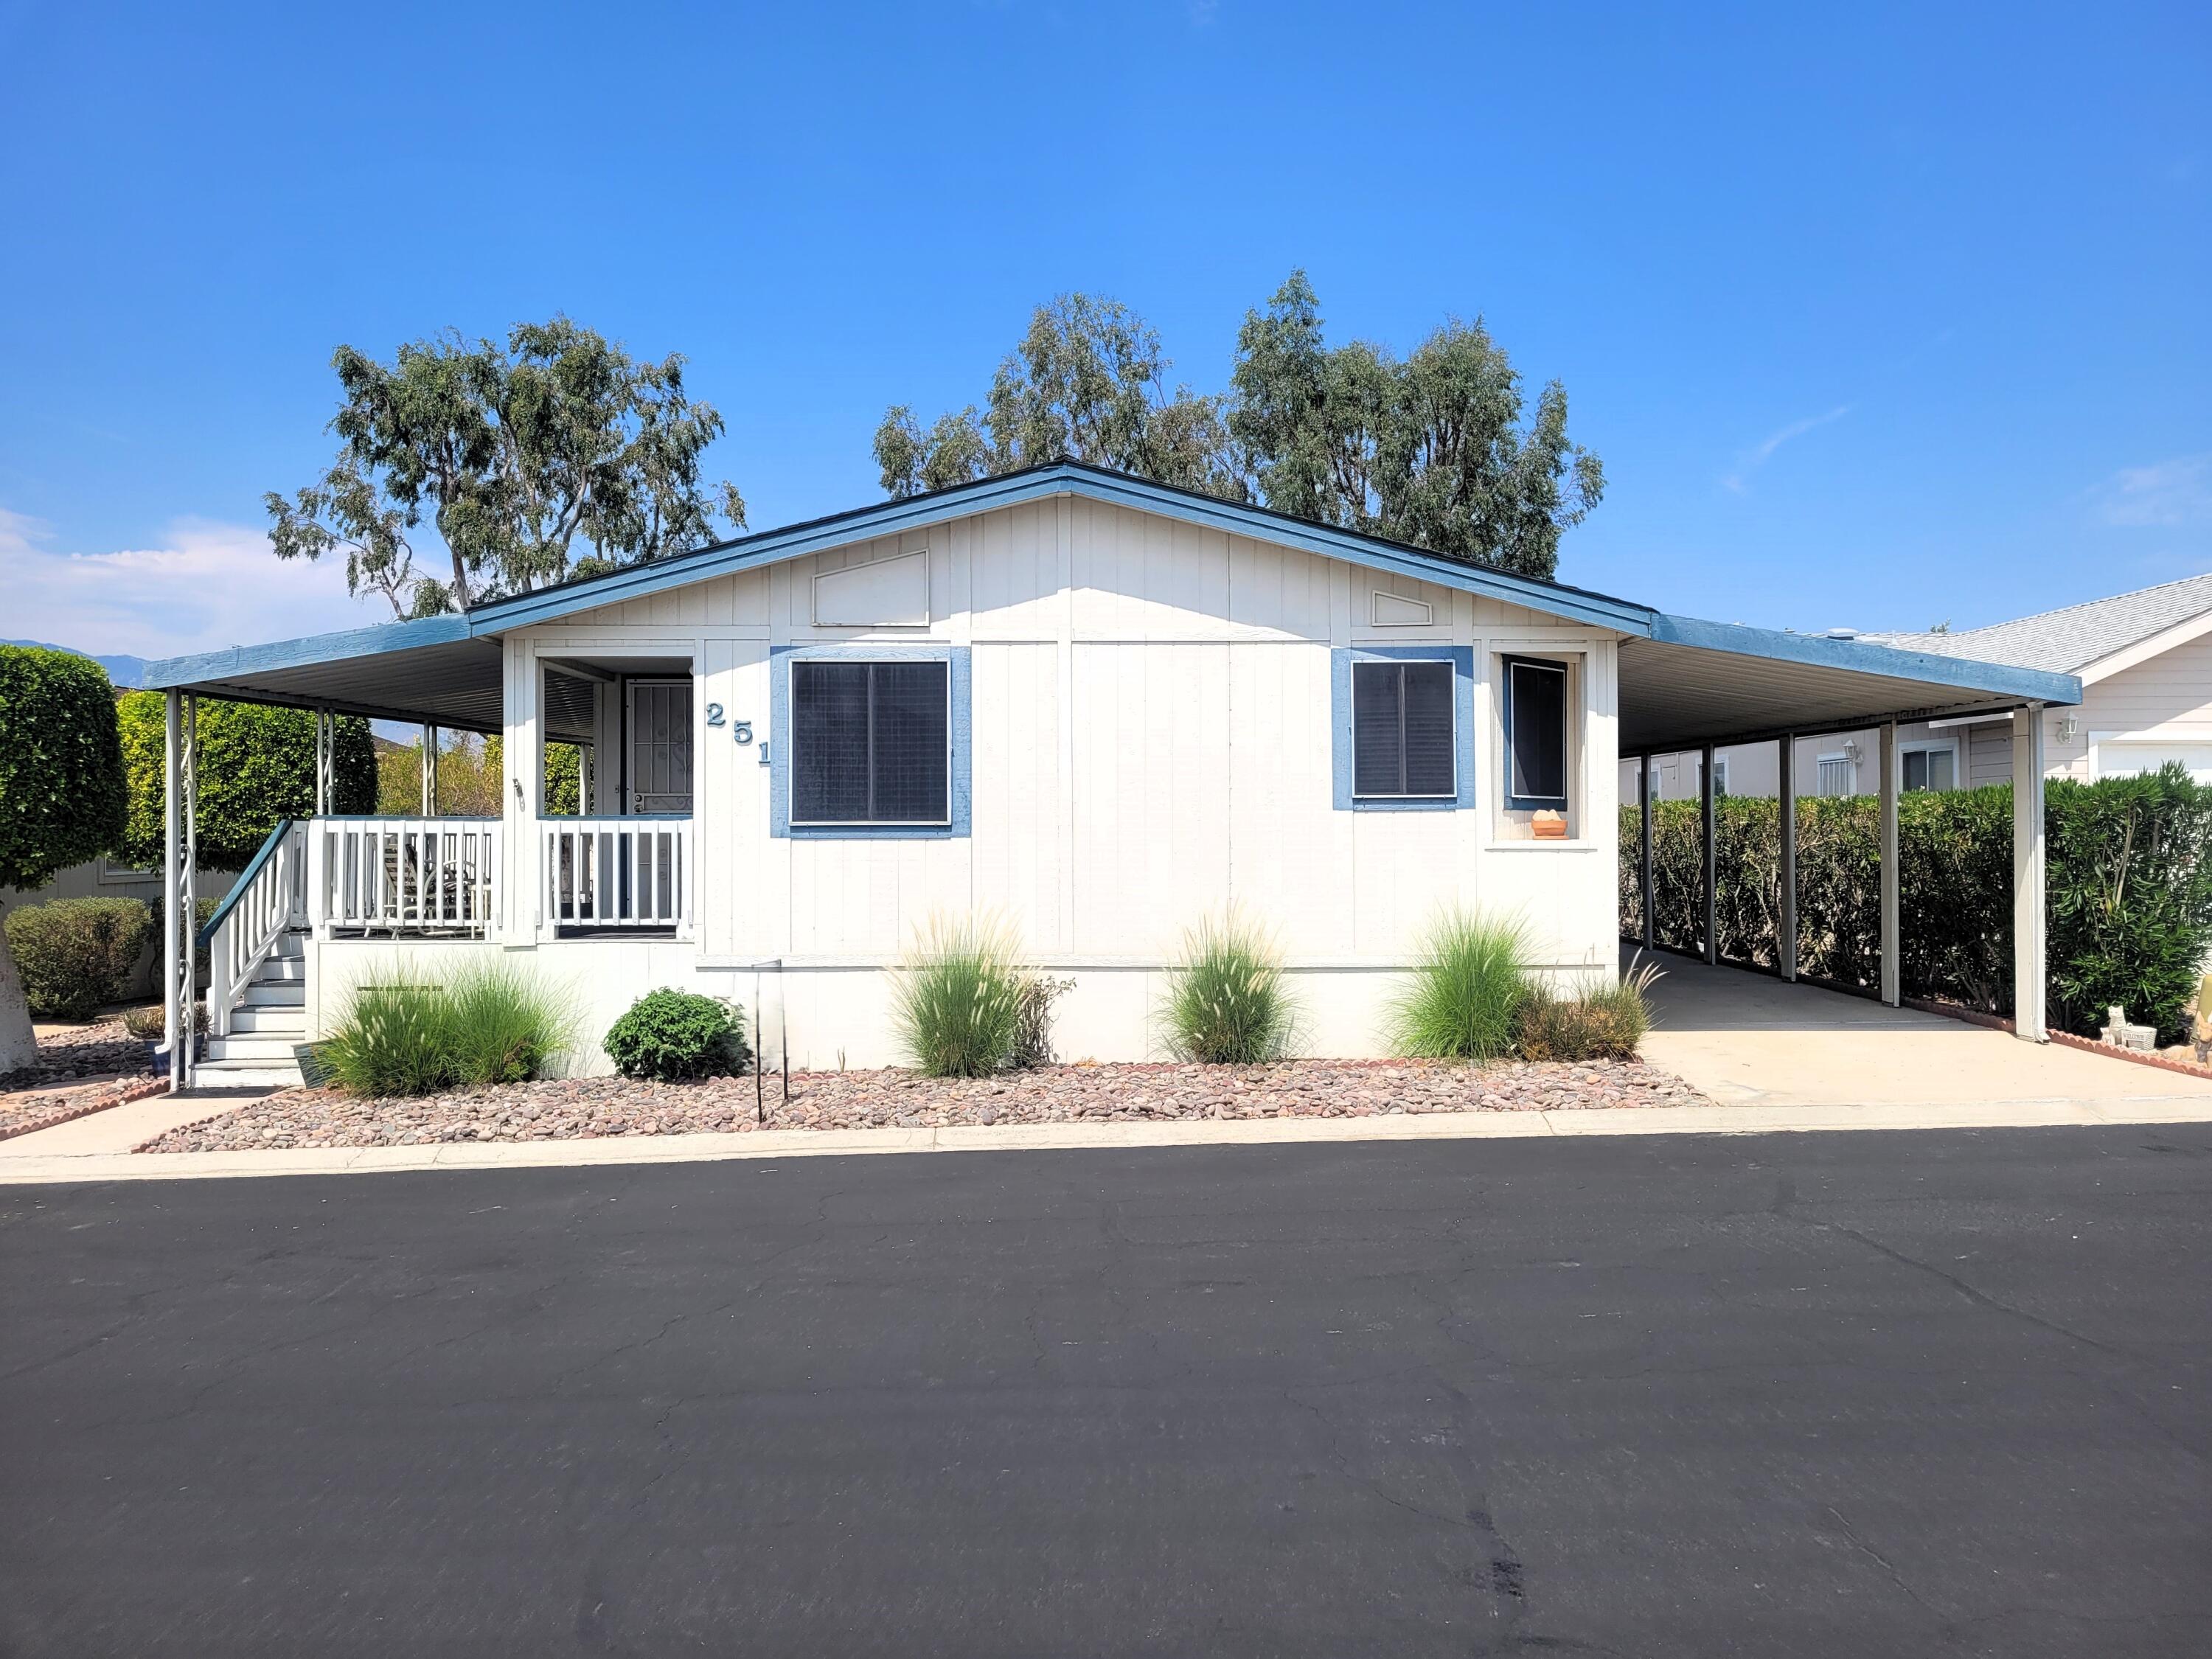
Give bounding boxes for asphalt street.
[3,1124,2208,1658]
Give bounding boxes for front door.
[625,680,693,814]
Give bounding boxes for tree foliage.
[0,646,127,893]
[874,273,1604,579]
[876,294,1242,504]
[116,693,375,870]
[268,316,746,615]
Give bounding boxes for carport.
[1614,615,2081,1040]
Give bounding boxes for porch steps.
[199,932,308,1089]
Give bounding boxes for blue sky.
[2,0,2205,658]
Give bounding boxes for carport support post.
[162,691,181,1093]
[420,723,438,816]
[1778,735,1798,981]
[1638,757,1654,950]
[1879,721,1900,1006]
[1700,743,1717,965]
[2012,703,2048,1041]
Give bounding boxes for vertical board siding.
[512,495,1616,989]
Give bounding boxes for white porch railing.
[308,817,501,936]
[204,819,307,1036]
[545,817,691,932]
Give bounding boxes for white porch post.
[2012,703,2048,1041]
[162,691,181,1093]
[1638,757,1655,950]
[420,723,438,816]
[314,709,332,815]
[1879,720,1900,1006]
[502,638,545,945]
[1778,734,1798,982]
[1700,742,1717,965]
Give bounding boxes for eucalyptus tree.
[268,318,745,615]
[876,274,1604,580]
[874,293,1242,501]
[1231,271,1604,580]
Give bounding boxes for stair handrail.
[202,819,303,1038]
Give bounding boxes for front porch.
[150,626,704,1088]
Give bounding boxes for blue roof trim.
[143,614,474,689]
[1646,613,2083,706]
[462,462,1661,636]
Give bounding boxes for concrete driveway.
[1635,947,2212,1110]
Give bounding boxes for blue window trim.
[1501,653,1571,812]
[1331,645,1475,812]
[770,644,971,839]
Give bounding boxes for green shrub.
[1515,956,1659,1062]
[4,897,154,1019]
[315,964,573,1096]
[893,916,1026,1077]
[1385,908,1529,1060]
[602,988,750,1081]
[116,693,375,871]
[1161,911,1295,1064]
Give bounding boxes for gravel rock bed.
[139,1057,1706,1152]
[2,1016,147,1091]
[1,1018,159,1140]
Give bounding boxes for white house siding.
[366,496,1621,1071]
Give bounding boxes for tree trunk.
[0,890,38,1075]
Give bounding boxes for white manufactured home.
[145,463,2081,1087]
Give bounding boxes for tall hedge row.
[115,693,376,871]
[1618,768,2212,1042]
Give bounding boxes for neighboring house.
[10,858,237,1001]
[1621,574,2212,804]
[142,462,2074,1081]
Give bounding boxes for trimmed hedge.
[1618,768,2212,1042]
[116,693,375,871]
[603,989,751,1081]
[0,646,127,892]
[4,897,154,1020]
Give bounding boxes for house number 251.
[706,705,752,744]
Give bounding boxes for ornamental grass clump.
[1385,908,1531,1061]
[315,964,574,1096]
[1161,911,1296,1064]
[893,916,1026,1077]
[603,988,750,1081]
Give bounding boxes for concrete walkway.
[1635,946,2212,1109]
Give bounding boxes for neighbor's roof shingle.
[1864,572,2212,674]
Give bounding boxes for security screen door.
[625,680,693,814]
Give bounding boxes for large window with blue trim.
[790,659,950,825]
[1352,660,1455,799]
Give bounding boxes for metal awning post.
[2012,705,2048,1040]
[1638,756,1654,950]
[421,722,438,816]
[314,709,332,816]
[1778,735,1798,981]
[162,692,181,1093]
[1879,720,1900,1006]
[1700,743,1717,965]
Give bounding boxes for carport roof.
[142,462,2080,745]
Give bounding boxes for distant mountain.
[2,640,153,688]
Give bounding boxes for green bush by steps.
[603,989,751,1082]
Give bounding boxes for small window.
[1352,660,1454,797]
[1902,748,1954,793]
[1503,656,1569,810]
[1711,757,1730,799]
[790,660,950,824]
[1817,755,1855,797]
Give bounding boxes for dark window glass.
[792,660,949,824]
[1352,660,1455,797]
[1506,658,1568,805]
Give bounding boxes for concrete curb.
[2,1096,2210,1184]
